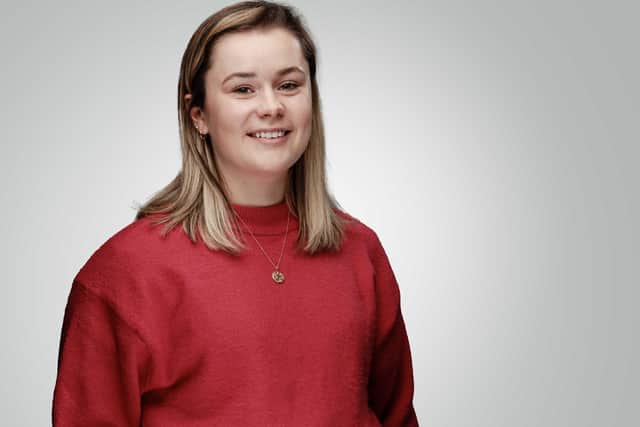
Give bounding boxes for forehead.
[209,27,307,77]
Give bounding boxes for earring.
[194,123,206,141]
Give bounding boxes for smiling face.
[189,27,313,197]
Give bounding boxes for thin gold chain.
[234,209,290,270]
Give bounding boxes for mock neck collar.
[231,200,299,236]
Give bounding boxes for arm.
[52,281,150,426]
[368,233,419,426]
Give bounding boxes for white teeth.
[253,130,286,139]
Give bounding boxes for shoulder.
[74,215,187,297]
[332,208,398,287]
[333,208,386,256]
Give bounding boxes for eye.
[233,86,253,94]
[279,81,299,91]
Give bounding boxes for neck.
[230,197,299,236]
[222,170,288,207]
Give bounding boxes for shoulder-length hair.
[135,1,347,255]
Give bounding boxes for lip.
[246,129,291,145]
[247,127,291,135]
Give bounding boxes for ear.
[184,94,209,134]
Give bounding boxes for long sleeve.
[52,280,151,426]
[51,208,416,425]
[368,233,419,427]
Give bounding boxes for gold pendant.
[272,270,285,284]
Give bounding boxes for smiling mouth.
[247,130,291,139]
[246,130,291,139]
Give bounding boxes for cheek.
[208,100,249,134]
[291,95,313,130]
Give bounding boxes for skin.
[186,27,313,206]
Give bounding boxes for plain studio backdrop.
[1,1,638,426]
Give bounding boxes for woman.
[52,1,418,426]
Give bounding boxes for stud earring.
[194,123,206,141]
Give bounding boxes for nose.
[256,88,284,118]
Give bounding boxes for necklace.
[233,207,291,284]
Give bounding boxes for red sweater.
[53,202,418,426]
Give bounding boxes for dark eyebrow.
[222,66,305,85]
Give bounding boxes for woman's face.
[191,27,313,189]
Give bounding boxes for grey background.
[1,0,638,426]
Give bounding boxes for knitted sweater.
[52,202,418,426]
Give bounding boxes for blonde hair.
[135,1,348,255]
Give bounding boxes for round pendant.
[272,270,285,284]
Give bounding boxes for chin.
[248,163,292,178]
[250,154,302,174]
